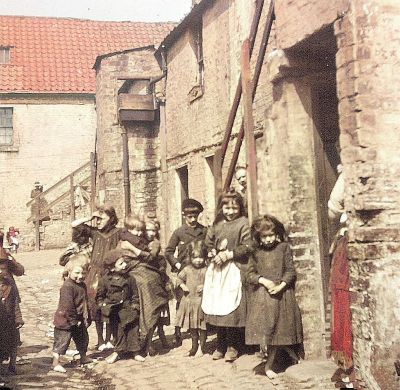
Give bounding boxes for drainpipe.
[121,126,131,216]
[152,47,169,246]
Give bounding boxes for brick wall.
[0,95,95,248]
[335,1,400,389]
[95,48,163,225]
[162,0,327,358]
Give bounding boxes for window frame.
[0,47,11,64]
[0,107,14,146]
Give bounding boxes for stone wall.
[0,95,96,248]
[95,48,163,226]
[334,1,400,389]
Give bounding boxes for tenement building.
[84,1,400,389]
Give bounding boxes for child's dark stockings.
[189,329,207,356]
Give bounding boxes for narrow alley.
[1,249,337,390]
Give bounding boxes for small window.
[0,47,11,64]
[193,18,204,87]
[0,108,13,145]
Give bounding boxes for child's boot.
[174,326,182,347]
[158,327,170,349]
[188,329,199,357]
[8,348,17,375]
[198,330,207,356]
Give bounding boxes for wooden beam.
[241,39,258,223]
[90,152,96,213]
[70,175,76,221]
[223,0,275,191]
[219,0,265,165]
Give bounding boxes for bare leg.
[95,320,105,346]
[265,345,278,379]
[8,348,17,375]
[283,346,301,364]
[52,352,66,373]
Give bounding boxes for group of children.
[0,187,302,379]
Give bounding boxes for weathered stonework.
[94,47,163,229]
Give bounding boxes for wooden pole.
[90,152,96,213]
[213,148,223,210]
[223,0,275,191]
[219,0,265,165]
[35,197,40,251]
[70,175,76,221]
[241,39,258,223]
[122,129,131,217]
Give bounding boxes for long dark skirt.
[246,286,303,346]
[129,264,168,336]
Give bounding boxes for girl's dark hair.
[214,188,245,224]
[97,203,119,233]
[187,240,208,261]
[72,226,91,245]
[251,214,287,244]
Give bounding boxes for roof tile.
[0,15,174,93]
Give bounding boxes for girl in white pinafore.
[202,190,254,362]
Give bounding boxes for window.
[193,18,204,87]
[0,47,10,64]
[0,108,13,145]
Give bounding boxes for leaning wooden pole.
[241,39,258,223]
[223,0,275,191]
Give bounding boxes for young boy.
[0,251,24,375]
[96,249,144,364]
[52,256,92,372]
[165,198,206,346]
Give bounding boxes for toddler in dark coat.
[96,249,144,364]
[52,256,92,372]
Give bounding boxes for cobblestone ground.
[1,250,338,390]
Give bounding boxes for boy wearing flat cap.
[165,198,206,346]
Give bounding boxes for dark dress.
[0,278,22,360]
[76,224,121,319]
[96,272,141,354]
[246,242,303,346]
[175,265,207,331]
[203,216,253,327]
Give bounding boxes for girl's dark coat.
[246,242,303,346]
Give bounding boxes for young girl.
[246,214,303,379]
[202,189,254,362]
[95,249,144,364]
[52,256,92,372]
[176,240,208,357]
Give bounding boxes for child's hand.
[196,284,203,295]
[213,250,233,266]
[259,277,275,290]
[175,262,182,271]
[180,284,189,294]
[269,282,287,295]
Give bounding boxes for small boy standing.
[96,249,144,364]
[165,199,206,346]
[0,251,24,375]
[52,256,92,373]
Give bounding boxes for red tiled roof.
[0,16,175,93]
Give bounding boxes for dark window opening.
[0,108,13,145]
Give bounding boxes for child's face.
[146,227,156,241]
[68,265,86,284]
[113,258,127,273]
[183,211,200,227]
[222,200,240,221]
[0,262,10,280]
[191,257,205,268]
[128,227,143,237]
[260,232,278,247]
